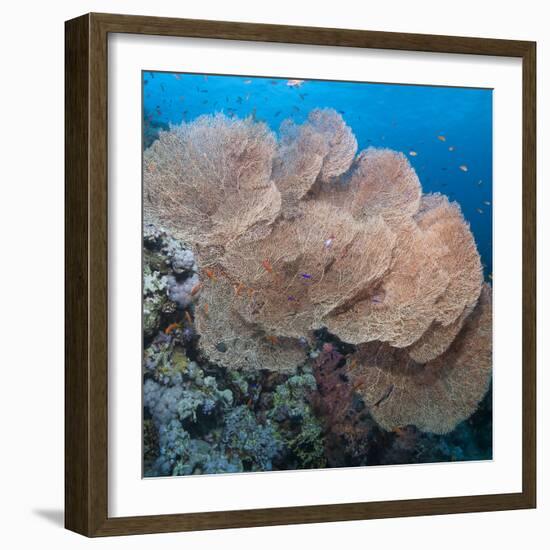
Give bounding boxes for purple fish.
[301,273,312,279]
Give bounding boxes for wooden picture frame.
[65,12,536,537]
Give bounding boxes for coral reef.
[142,223,199,344]
[143,106,492,458]
[143,331,326,475]
[142,228,327,475]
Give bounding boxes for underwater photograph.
[142,71,493,477]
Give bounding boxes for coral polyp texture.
[144,100,492,457]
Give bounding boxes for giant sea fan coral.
[306,108,358,183]
[414,194,483,327]
[347,284,492,434]
[144,108,491,434]
[194,271,307,372]
[325,218,451,347]
[272,109,358,215]
[144,113,281,253]
[221,201,396,338]
[348,148,422,226]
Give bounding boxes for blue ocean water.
[143,72,492,279]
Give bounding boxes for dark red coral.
[310,344,375,466]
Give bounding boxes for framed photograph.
[65,13,536,536]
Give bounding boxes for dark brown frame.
[65,12,537,537]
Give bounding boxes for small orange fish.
[265,335,279,345]
[437,135,446,142]
[164,322,180,335]
[204,268,216,281]
[234,282,245,296]
[203,303,209,315]
[409,150,418,157]
[339,242,352,260]
[184,310,193,324]
[191,282,203,296]
[459,164,468,172]
[262,258,273,273]
[348,359,358,371]
[286,79,305,88]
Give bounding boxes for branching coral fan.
[346,284,492,434]
[144,108,491,433]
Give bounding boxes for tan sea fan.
[347,148,422,227]
[194,271,307,373]
[406,303,475,363]
[272,119,329,208]
[325,219,450,348]
[143,110,491,429]
[307,108,358,183]
[347,284,492,434]
[143,113,281,252]
[220,201,396,338]
[272,109,357,212]
[414,193,483,327]
[316,147,421,237]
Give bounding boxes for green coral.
[143,246,168,274]
[143,264,167,294]
[157,347,188,385]
[172,361,234,423]
[173,441,242,476]
[143,264,168,338]
[143,294,165,338]
[145,339,193,386]
[269,371,327,469]
[228,369,249,397]
[144,355,328,475]
[222,405,282,471]
[271,372,317,419]
[286,415,326,469]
